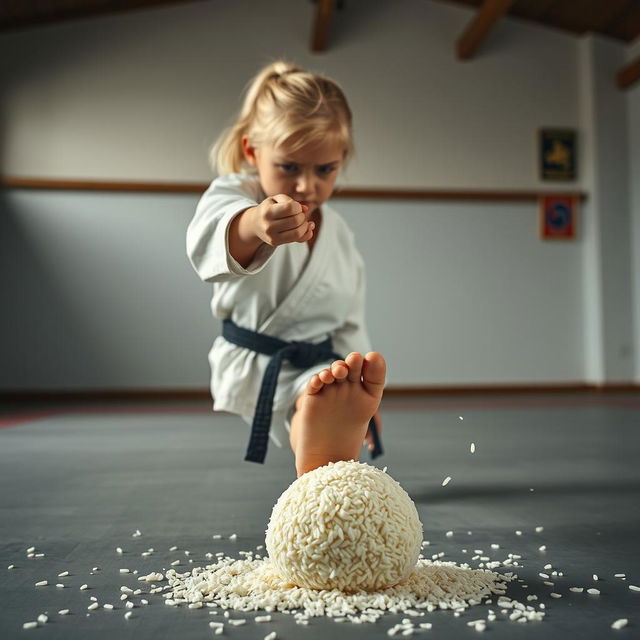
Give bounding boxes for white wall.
[579,36,634,383]
[0,0,636,390]
[628,37,640,382]
[0,0,580,190]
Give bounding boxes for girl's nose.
[296,173,314,194]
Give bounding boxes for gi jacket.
[186,172,372,446]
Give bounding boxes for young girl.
[186,60,384,476]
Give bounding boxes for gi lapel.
[258,207,332,337]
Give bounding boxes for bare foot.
[292,352,386,477]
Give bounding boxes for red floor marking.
[0,406,212,429]
[380,398,640,412]
[1,397,638,430]
[0,411,58,429]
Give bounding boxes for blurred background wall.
[0,0,637,391]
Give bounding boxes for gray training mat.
[1,394,639,638]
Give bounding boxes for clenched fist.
[248,194,314,247]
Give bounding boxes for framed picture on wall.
[539,128,577,180]
[539,195,578,241]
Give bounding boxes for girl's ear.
[242,135,257,167]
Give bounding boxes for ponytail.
[210,60,353,175]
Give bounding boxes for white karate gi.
[186,172,372,448]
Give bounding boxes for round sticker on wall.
[539,195,577,240]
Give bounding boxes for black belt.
[222,319,383,463]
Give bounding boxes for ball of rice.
[265,460,423,593]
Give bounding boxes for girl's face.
[242,135,345,215]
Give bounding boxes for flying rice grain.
[629,585,640,591]
[587,588,600,595]
[442,476,452,487]
[35,580,47,587]
[58,609,70,615]
[37,614,48,624]
[22,622,38,630]
[611,619,628,630]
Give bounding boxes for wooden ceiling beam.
[617,55,640,89]
[311,0,334,53]
[456,0,516,60]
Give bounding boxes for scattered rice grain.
[611,619,628,630]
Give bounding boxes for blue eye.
[279,164,298,173]
[317,165,336,175]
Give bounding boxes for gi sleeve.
[186,175,276,283]
[331,253,373,358]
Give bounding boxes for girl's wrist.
[236,206,263,248]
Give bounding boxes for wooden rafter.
[311,0,334,53]
[617,55,640,89]
[456,0,515,61]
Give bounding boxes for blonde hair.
[211,60,354,175]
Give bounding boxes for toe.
[362,352,386,395]
[318,368,335,384]
[306,373,324,395]
[345,352,364,382]
[331,360,349,381]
